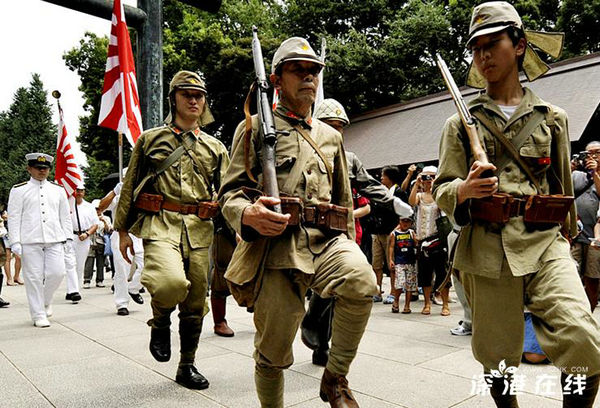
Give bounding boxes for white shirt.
[7,178,73,245]
[71,199,99,234]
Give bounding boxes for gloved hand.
[63,239,73,253]
[11,243,22,257]
[113,182,123,196]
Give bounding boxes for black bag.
[435,215,453,247]
[361,200,399,235]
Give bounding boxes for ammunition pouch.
[280,196,303,226]
[470,193,573,227]
[304,203,349,233]
[134,192,220,219]
[241,188,348,233]
[134,192,164,213]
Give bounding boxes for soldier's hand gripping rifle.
[436,54,493,177]
[249,26,288,213]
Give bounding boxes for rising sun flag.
[98,0,143,146]
[54,96,84,197]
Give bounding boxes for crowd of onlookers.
[3,147,600,350]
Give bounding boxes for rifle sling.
[472,110,545,193]
[243,82,258,183]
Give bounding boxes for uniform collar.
[168,124,201,139]
[29,177,47,187]
[469,87,551,130]
[274,103,313,129]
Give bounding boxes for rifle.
[251,26,287,213]
[436,54,491,171]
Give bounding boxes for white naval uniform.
[7,178,72,321]
[67,199,99,293]
[108,194,143,310]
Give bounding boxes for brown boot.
[319,368,359,408]
[211,296,234,337]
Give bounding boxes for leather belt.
[161,200,200,215]
[508,196,529,218]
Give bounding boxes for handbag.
[435,215,453,247]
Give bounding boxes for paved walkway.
[0,275,598,408]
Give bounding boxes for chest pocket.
[519,120,552,175]
[276,155,296,172]
[317,153,334,175]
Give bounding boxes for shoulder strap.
[132,142,187,202]
[472,110,545,193]
[292,122,333,186]
[180,132,215,195]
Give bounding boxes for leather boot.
[176,365,209,390]
[211,296,234,337]
[562,373,599,408]
[490,376,519,408]
[179,317,202,365]
[301,294,333,350]
[149,328,171,362]
[319,368,359,408]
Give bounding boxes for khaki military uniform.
[433,88,600,376]
[114,123,229,363]
[219,104,377,396]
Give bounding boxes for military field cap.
[26,153,53,168]
[314,99,350,126]
[271,37,325,74]
[466,1,565,88]
[165,70,215,127]
[169,70,207,94]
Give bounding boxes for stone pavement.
[0,276,598,408]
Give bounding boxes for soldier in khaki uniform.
[114,71,229,390]
[219,38,377,408]
[433,2,600,407]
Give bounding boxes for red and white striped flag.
[98,0,143,146]
[55,103,84,197]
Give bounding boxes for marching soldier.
[301,98,413,367]
[219,38,377,408]
[7,153,72,327]
[114,71,229,390]
[433,2,600,407]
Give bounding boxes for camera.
[421,174,433,181]
[572,151,589,171]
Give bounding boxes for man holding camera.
[571,141,600,311]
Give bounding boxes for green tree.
[0,74,57,203]
[558,0,600,57]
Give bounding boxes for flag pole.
[52,90,62,116]
[118,132,123,182]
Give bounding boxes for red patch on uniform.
[538,157,551,165]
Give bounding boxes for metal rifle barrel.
[252,26,282,213]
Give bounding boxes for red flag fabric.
[98,0,143,146]
[55,104,84,197]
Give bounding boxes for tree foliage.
[0,74,56,204]
[61,0,600,182]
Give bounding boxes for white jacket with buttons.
[7,178,73,245]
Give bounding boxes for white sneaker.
[450,325,471,336]
[83,282,91,289]
[33,318,51,328]
[45,305,53,318]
